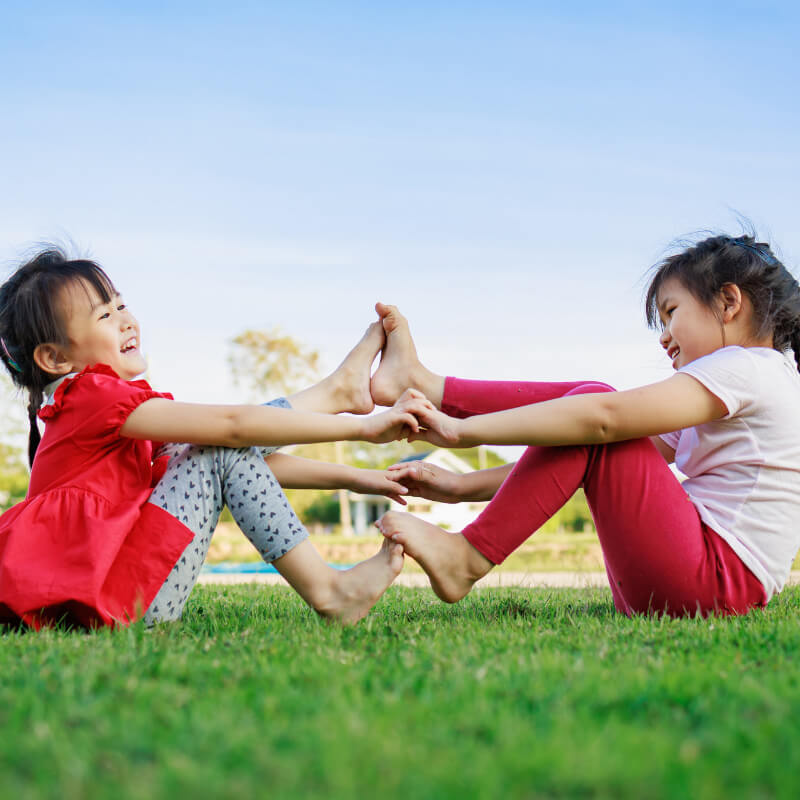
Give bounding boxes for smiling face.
[656,277,726,370]
[54,279,146,380]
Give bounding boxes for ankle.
[304,572,342,616]
[406,364,444,408]
[457,533,493,580]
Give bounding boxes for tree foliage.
[228,328,321,400]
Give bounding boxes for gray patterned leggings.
[143,398,309,624]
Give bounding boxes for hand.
[347,468,411,505]
[386,461,464,504]
[357,391,426,443]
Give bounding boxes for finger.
[405,397,434,412]
[401,412,420,433]
[389,494,408,506]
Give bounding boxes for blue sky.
[1,1,798,424]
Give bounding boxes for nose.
[659,327,671,349]
[120,308,136,331]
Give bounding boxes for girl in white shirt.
[372,234,800,616]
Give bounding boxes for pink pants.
[443,377,768,617]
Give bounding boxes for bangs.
[65,261,118,305]
[644,263,678,330]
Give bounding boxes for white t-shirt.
[660,346,800,599]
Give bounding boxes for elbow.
[592,397,620,444]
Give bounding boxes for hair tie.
[730,239,779,266]
[1,337,22,373]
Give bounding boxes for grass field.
[3,583,800,800]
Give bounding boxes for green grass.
[3,584,800,800]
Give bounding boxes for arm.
[265,452,410,504]
[387,461,514,503]
[412,373,726,448]
[120,395,429,448]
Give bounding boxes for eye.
[98,312,111,320]
[117,304,126,311]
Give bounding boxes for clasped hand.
[361,389,461,447]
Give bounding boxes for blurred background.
[1,1,797,541]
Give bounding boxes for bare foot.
[319,538,405,624]
[292,322,384,414]
[370,303,444,408]
[376,511,492,603]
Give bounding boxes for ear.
[718,284,743,324]
[33,343,74,376]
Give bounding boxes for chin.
[120,360,147,380]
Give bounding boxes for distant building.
[348,449,491,535]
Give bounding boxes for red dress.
[0,365,193,629]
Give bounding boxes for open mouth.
[121,338,138,353]
[668,347,680,363]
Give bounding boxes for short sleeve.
[39,364,173,446]
[678,346,757,418]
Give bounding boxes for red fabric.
[444,376,768,618]
[0,365,193,629]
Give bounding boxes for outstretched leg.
[145,442,404,625]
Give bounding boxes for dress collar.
[42,373,77,409]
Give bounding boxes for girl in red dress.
[0,247,429,629]
[371,234,800,617]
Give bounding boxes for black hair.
[0,246,117,466]
[645,233,800,372]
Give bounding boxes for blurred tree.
[229,328,321,401]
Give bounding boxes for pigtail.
[26,388,43,467]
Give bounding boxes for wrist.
[454,418,474,448]
[452,472,469,501]
[341,464,360,491]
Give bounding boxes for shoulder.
[678,347,761,418]
[39,364,171,422]
[681,346,798,418]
